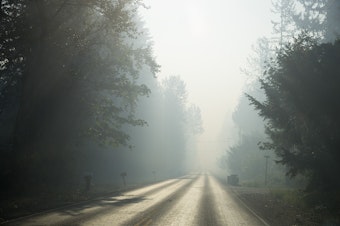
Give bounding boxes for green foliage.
[5,0,160,149]
[0,0,160,192]
[0,0,25,111]
[270,188,305,208]
[247,34,340,192]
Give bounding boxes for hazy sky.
[140,0,272,167]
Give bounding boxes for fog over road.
[6,174,267,226]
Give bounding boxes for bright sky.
[140,0,272,167]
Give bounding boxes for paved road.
[5,173,268,225]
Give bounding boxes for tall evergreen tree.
[293,0,340,41]
[271,0,297,46]
[247,35,340,193]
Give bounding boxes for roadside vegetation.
[222,0,340,223]
[0,1,203,221]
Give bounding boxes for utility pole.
[264,155,270,186]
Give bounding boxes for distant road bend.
[5,173,269,226]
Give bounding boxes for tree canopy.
[247,35,340,192]
[0,0,160,191]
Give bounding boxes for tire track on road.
[122,175,201,226]
[6,175,198,226]
[196,174,220,226]
[134,175,205,226]
[208,175,268,226]
[60,175,199,226]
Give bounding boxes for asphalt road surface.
[5,173,268,226]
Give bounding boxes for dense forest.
[1,0,340,223]
[0,0,203,198]
[224,0,340,209]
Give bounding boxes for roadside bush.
[270,188,305,208]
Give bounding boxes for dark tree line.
[225,0,340,197]
[247,0,340,196]
[0,0,204,197]
[0,0,159,193]
[247,36,340,193]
